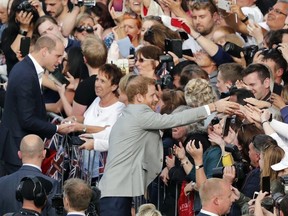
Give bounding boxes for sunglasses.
[268,7,287,16]
[135,57,153,63]
[75,26,94,33]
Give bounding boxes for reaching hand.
[160,167,170,186]
[223,166,236,184]
[271,93,286,110]
[79,138,94,150]
[214,97,240,114]
[186,140,203,164]
[165,155,175,170]
[173,142,186,160]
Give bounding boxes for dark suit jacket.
[0,56,56,166]
[197,211,214,216]
[0,165,60,216]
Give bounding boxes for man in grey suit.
[197,178,236,216]
[99,76,239,216]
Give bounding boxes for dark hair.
[237,124,264,164]
[262,49,287,74]
[33,15,58,37]
[229,88,255,105]
[180,64,209,88]
[190,0,218,14]
[98,64,124,96]
[143,24,180,52]
[280,195,288,216]
[66,46,89,80]
[267,29,288,48]
[241,63,271,83]
[85,2,115,30]
[252,134,277,153]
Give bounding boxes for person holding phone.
[1,0,43,75]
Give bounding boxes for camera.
[17,1,37,14]
[223,42,260,65]
[260,175,288,213]
[212,144,248,180]
[16,1,38,22]
[155,73,173,89]
[159,54,174,72]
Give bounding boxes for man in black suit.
[197,178,236,216]
[0,134,60,216]
[63,178,93,216]
[0,34,74,175]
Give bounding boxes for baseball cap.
[271,155,288,171]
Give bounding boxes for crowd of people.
[1,0,288,215]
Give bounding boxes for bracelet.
[194,34,201,41]
[241,16,249,23]
[18,29,28,36]
[213,103,218,112]
[261,120,269,125]
[82,125,87,133]
[72,116,77,122]
[181,159,189,166]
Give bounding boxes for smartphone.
[182,49,193,57]
[49,68,70,86]
[165,39,183,58]
[20,37,31,57]
[113,0,124,12]
[253,191,259,199]
[223,116,232,137]
[262,176,270,195]
[168,148,173,158]
[217,0,231,12]
[129,47,135,59]
[179,31,189,41]
[78,0,96,6]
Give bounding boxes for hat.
[20,176,53,200]
[271,155,288,171]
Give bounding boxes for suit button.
[156,173,159,175]
[160,159,163,162]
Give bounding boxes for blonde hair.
[184,78,216,107]
[137,204,162,216]
[81,35,107,68]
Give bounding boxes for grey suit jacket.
[99,104,208,197]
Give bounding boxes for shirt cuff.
[204,105,211,115]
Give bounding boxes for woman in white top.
[67,63,125,182]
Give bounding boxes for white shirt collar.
[28,54,44,76]
[67,212,85,216]
[22,164,42,172]
[200,209,219,216]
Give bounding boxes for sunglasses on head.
[75,26,94,33]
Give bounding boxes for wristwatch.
[82,125,87,133]
[18,29,28,36]
[195,164,204,170]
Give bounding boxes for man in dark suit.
[0,34,74,175]
[0,134,60,216]
[63,178,93,216]
[3,176,53,216]
[197,178,237,216]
